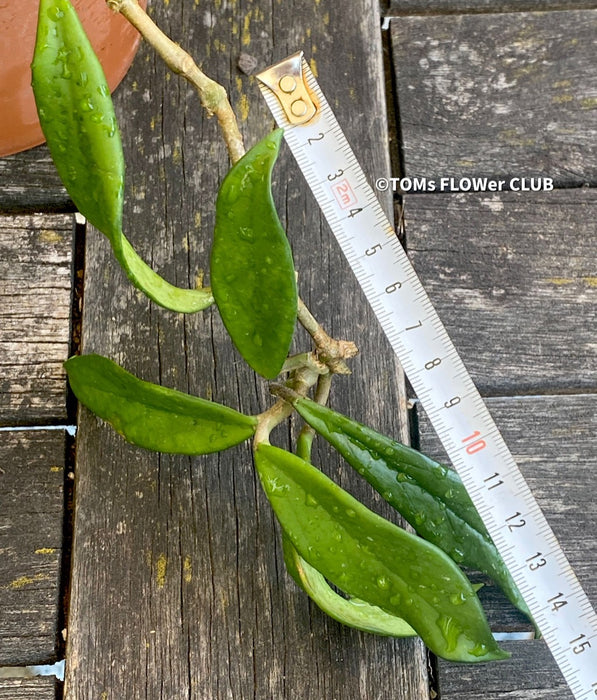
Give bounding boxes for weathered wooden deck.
[1,0,595,698]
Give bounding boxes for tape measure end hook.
[256,51,318,126]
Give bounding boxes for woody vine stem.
[106,0,359,446]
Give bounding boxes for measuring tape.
[257,52,597,698]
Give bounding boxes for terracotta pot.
[0,0,147,157]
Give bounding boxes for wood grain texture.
[386,0,597,15]
[0,147,71,215]
[0,678,57,699]
[405,188,597,395]
[390,10,597,185]
[0,215,73,425]
[438,639,573,699]
[0,430,65,665]
[65,1,429,698]
[417,394,596,693]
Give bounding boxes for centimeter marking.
[258,56,597,698]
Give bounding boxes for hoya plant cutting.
[31,0,535,663]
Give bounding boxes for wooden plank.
[0,678,57,700]
[0,430,65,665]
[386,0,597,15]
[0,215,73,425]
[65,1,430,698]
[405,189,597,395]
[0,148,70,215]
[390,10,597,186]
[438,639,572,699]
[417,394,597,635]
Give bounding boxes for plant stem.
[106,0,245,164]
[281,352,328,375]
[253,399,294,447]
[297,298,358,374]
[296,373,332,461]
[254,367,320,447]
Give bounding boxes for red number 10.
[462,430,487,455]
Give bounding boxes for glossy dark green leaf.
[255,443,509,663]
[282,532,417,637]
[65,354,257,454]
[287,394,533,626]
[31,0,212,313]
[210,129,297,379]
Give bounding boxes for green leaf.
[255,444,509,663]
[31,0,212,313]
[65,354,257,454]
[287,394,534,627]
[282,533,417,638]
[115,237,214,313]
[210,129,297,379]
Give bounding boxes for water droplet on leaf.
[437,614,461,652]
[224,181,240,205]
[47,6,65,20]
[452,547,465,563]
[238,226,255,242]
[414,512,427,526]
[470,642,489,657]
[450,591,467,606]
[79,97,94,112]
